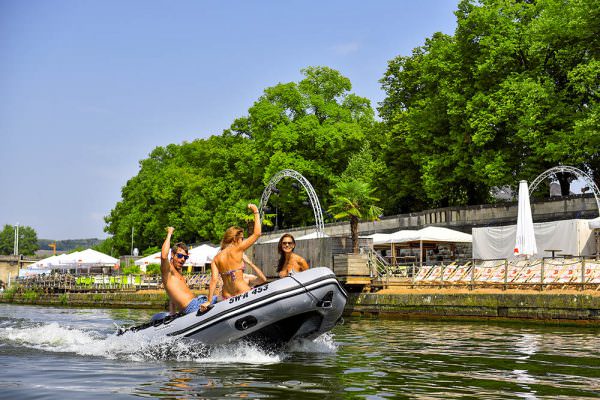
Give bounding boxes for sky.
[0,0,459,240]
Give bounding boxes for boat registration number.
[228,284,269,304]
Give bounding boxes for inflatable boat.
[117,267,347,346]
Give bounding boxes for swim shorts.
[183,295,218,314]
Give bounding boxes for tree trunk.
[350,216,359,254]
[556,172,572,196]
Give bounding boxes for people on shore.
[160,227,206,314]
[200,203,263,312]
[277,233,309,278]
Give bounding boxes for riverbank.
[347,288,600,326]
[3,288,600,325]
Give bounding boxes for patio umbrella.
[514,180,537,257]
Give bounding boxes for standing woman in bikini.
[277,233,309,278]
[200,203,263,312]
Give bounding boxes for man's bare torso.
[162,261,195,310]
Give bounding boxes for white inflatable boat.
[117,267,347,346]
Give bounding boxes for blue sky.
[0,0,459,240]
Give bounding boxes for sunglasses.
[282,241,294,246]
[175,253,189,260]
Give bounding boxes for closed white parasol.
[514,180,537,257]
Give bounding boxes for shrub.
[23,290,39,302]
[58,293,69,305]
[122,265,141,275]
[146,264,161,275]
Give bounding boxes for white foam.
[0,322,282,364]
[287,332,338,353]
[199,343,282,364]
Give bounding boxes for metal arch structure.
[529,165,600,214]
[258,169,325,236]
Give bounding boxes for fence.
[368,254,600,290]
[15,273,211,292]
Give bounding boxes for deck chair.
[413,265,433,282]
[441,264,458,281]
[446,265,469,282]
[555,263,579,286]
[424,266,443,282]
[512,262,539,284]
[585,262,600,284]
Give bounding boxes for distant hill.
[38,238,103,252]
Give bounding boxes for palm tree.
[328,179,383,253]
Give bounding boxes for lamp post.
[13,223,19,256]
[131,227,135,256]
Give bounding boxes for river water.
[1,304,599,399]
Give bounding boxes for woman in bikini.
[200,203,263,312]
[277,233,309,278]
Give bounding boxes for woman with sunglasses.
[200,203,262,312]
[160,226,206,315]
[277,234,309,278]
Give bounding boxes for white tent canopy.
[24,255,61,270]
[21,249,118,275]
[261,237,280,244]
[135,245,219,267]
[19,268,52,277]
[410,226,472,243]
[372,227,472,245]
[186,244,219,266]
[134,252,161,266]
[365,233,392,245]
[261,232,329,244]
[296,232,330,240]
[57,249,118,267]
[76,249,119,264]
[57,251,81,265]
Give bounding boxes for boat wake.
[0,320,337,363]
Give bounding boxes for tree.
[328,180,382,254]
[0,224,39,256]
[93,237,115,258]
[379,0,600,210]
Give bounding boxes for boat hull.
[118,267,347,346]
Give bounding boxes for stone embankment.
[346,289,600,325]
[3,288,600,325]
[0,290,172,310]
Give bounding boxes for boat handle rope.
[289,274,319,303]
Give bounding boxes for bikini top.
[219,262,245,282]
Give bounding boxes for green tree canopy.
[0,224,39,256]
[379,0,599,210]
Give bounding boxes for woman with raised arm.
[200,203,263,312]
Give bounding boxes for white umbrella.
[514,180,537,257]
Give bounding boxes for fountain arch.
[529,165,600,215]
[258,169,325,236]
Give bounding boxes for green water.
[1,304,599,398]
